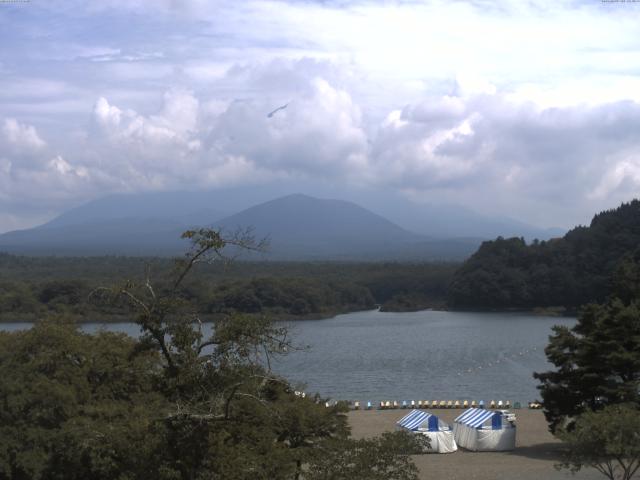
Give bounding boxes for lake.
[1,309,574,404]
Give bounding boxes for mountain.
[0,193,481,259]
[15,184,564,240]
[42,191,229,230]
[214,194,419,258]
[0,218,189,256]
[375,202,565,241]
[213,194,482,260]
[448,199,640,310]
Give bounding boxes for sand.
[348,409,605,480]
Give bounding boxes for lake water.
[1,309,574,404]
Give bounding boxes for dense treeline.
[0,255,457,322]
[449,200,640,310]
[209,277,375,318]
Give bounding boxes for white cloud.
[94,97,123,128]
[48,155,89,178]
[592,155,640,200]
[2,118,46,152]
[92,90,201,155]
[4,1,640,231]
[208,75,369,180]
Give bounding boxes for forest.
[0,254,456,322]
[448,200,640,311]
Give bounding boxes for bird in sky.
[267,103,289,118]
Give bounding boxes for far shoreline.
[0,305,577,324]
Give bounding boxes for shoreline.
[0,304,579,324]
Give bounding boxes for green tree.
[0,318,166,480]
[556,404,640,480]
[306,431,423,480]
[449,200,640,310]
[0,228,422,479]
[101,228,419,479]
[534,253,640,433]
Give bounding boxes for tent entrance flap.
[428,415,438,432]
[492,414,502,430]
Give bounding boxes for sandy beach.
[348,409,604,480]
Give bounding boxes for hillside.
[0,193,480,260]
[214,194,482,260]
[448,199,640,310]
[215,194,423,259]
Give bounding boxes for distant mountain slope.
[0,218,189,256]
[14,184,564,239]
[42,191,227,230]
[0,192,229,255]
[0,193,480,259]
[214,194,421,257]
[448,199,640,310]
[211,194,481,260]
[387,203,564,241]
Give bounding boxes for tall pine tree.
[534,250,640,433]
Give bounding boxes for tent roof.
[397,410,435,430]
[454,408,499,428]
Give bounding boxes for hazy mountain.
[214,194,420,259]
[0,193,482,259]
[375,202,565,241]
[218,193,418,241]
[35,185,564,241]
[338,191,564,240]
[43,191,229,229]
[0,187,561,259]
[0,218,189,256]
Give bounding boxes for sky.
[1,0,640,233]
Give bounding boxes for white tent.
[453,408,516,452]
[396,410,457,454]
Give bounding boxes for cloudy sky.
[1,0,640,233]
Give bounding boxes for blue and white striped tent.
[454,408,503,429]
[397,410,439,431]
[453,408,515,451]
[396,410,457,453]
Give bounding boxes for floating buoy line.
[454,346,541,377]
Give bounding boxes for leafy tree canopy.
[534,251,640,433]
[0,228,422,480]
[449,200,640,310]
[557,404,640,480]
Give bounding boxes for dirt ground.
[348,409,605,480]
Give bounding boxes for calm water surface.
[2,309,574,403]
[275,309,574,403]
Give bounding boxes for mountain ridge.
[0,191,560,260]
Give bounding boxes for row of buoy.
[359,400,513,410]
[318,396,542,410]
[348,399,546,410]
[456,347,540,376]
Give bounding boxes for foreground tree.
[0,228,422,480]
[306,431,424,480]
[0,319,166,480]
[534,252,640,433]
[556,404,640,480]
[95,228,352,479]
